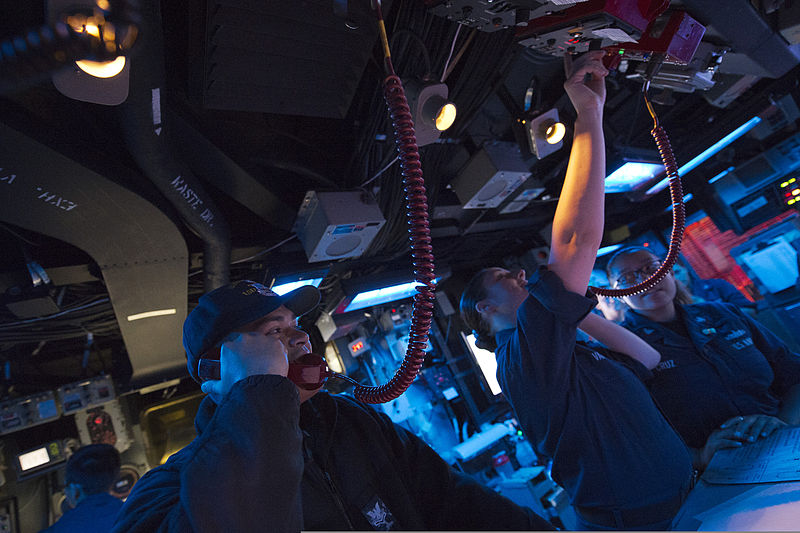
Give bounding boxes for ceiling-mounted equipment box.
[294,191,386,263]
[516,0,661,56]
[450,141,533,209]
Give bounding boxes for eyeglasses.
[611,261,662,289]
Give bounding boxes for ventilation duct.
[0,122,188,387]
[118,0,230,292]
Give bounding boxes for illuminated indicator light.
[786,192,793,197]
[789,199,796,205]
[619,50,625,55]
[782,182,789,188]
[792,189,799,196]
[351,341,364,352]
[94,416,104,425]
[791,178,797,184]
[643,242,650,247]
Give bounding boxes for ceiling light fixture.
[543,121,566,145]
[403,79,457,146]
[526,108,565,159]
[49,0,131,105]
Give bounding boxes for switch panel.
[0,391,59,435]
[56,375,115,415]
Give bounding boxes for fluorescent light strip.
[343,279,439,313]
[646,117,762,196]
[605,162,665,193]
[666,193,693,212]
[708,166,736,184]
[271,278,323,296]
[344,281,423,313]
[596,244,624,257]
[127,308,177,321]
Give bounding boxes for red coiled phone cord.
[590,78,685,297]
[352,1,436,403]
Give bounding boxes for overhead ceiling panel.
[192,0,385,118]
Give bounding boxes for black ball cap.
[183,280,320,382]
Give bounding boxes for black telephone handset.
[198,353,331,391]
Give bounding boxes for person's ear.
[475,300,494,316]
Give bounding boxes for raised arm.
[579,312,661,369]
[548,51,608,294]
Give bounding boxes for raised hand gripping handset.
[198,353,332,391]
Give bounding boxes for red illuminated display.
[350,341,364,353]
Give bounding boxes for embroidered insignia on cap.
[238,281,277,297]
[253,284,277,296]
[362,496,396,530]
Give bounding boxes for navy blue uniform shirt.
[619,302,800,449]
[495,268,693,517]
[41,493,122,533]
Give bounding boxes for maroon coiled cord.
[590,81,685,297]
[351,2,436,404]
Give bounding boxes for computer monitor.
[461,332,502,396]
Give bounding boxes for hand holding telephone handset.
[197,332,336,392]
[199,353,332,391]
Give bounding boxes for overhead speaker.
[450,141,532,209]
[294,191,386,263]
